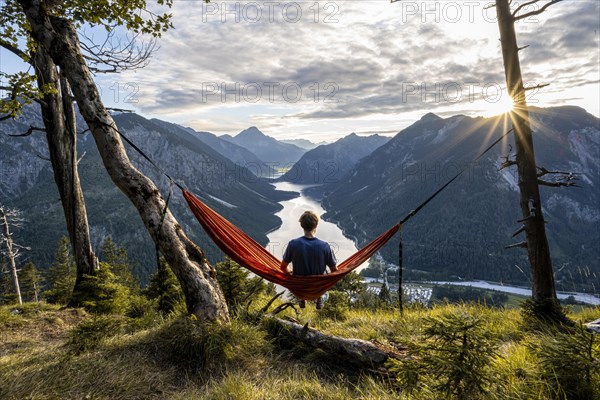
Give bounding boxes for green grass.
[0,300,598,400]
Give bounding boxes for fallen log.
[263,315,406,370]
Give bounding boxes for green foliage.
[1,302,599,400]
[317,291,348,321]
[149,316,271,374]
[100,237,138,291]
[144,257,184,315]
[432,285,508,307]
[353,290,382,310]
[0,257,17,305]
[378,282,391,304]
[333,272,366,301]
[0,0,174,120]
[18,261,43,302]
[521,298,573,330]
[67,314,126,354]
[216,257,265,315]
[360,258,385,279]
[70,262,132,314]
[390,308,498,399]
[44,236,76,305]
[532,324,600,400]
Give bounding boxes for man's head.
[299,211,319,232]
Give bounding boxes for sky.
[1,0,599,143]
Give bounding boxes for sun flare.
[482,93,515,117]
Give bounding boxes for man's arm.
[327,246,337,272]
[280,261,290,274]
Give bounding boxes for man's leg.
[316,297,323,310]
[299,299,306,308]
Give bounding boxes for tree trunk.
[265,316,406,370]
[0,208,22,304]
[495,0,557,302]
[19,0,229,322]
[33,49,99,300]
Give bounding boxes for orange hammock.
[182,189,400,301]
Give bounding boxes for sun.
[482,92,515,117]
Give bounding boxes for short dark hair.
[299,211,319,231]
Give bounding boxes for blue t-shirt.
[282,236,337,276]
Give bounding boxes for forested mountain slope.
[322,106,599,292]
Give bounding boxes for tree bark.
[0,208,22,304]
[495,0,557,302]
[33,48,99,299]
[19,0,229,322]
[265,316,405,369]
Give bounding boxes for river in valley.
[266,181,369,270]
[265,182,600,306]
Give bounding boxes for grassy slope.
[0,301,598,400]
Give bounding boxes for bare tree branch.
[513,0,564,21]
[511,0,541,17]
[8,125,46,137]
[536,167,581,187]
[500,158,517,169]
[512,225,526,237]
[536,166,579,178]
[505,241,528,249]
[0,39,28,61]
[538,179,580,188]
[106,107,134,113]
[79,28,158,74]
[500,145,517,169]
[524,83,550,92]
[259,291,285,314]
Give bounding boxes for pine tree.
[333,271,366,300]
[100,237,138,291]
[379,282,391,305]
[19,262,43,302]
[70,262,132,314]
[0,257,18,305]
[215,257,265,314]
[145,257,184,315]
[44,236,76,304]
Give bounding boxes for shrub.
[520,298,573,330]
[144,257,185,316]
[216,258,265,315]
[70,263,132,315]
[317,291,349,321]
[532,324,600,400]
[44,236,76,305]
[148,316,271,375]
[389,307,498,399]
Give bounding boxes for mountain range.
[279,133,390,184]
[320,106,599,293]
[2,104,598,292]
[221,127,306,168]
[0,106,295,283]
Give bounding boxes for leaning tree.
[1,0,229,322]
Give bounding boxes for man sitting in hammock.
[280,211,337,309]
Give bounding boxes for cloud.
[95,0,599,140]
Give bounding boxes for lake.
[266,182,369,270]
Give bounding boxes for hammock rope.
[107,117,513,301]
